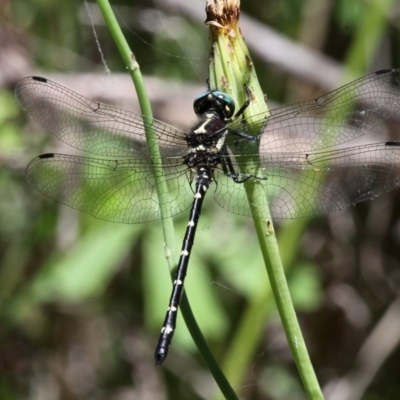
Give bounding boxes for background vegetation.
[1,0,400,399]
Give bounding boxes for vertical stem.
[207,1,323,398]
[245,182,323,400]
[95,1,239,398]
[95,0,175,248]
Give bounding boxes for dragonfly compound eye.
[193,90,235,119]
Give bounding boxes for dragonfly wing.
[214,142,400,219]
[226,69,400,153]
[15,76,188,158]
[26,153,193,223]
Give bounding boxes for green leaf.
[31,222,141,303]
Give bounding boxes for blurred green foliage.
[1,0,400,399]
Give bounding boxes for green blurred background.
[1,0,400,399]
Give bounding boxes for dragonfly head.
[193,90,235,120]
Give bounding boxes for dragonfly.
[15,68,400,364]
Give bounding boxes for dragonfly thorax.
[184,108,231,172]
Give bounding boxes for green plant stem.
[95,0,175,254]
[220,0,396,394]
[206,1,322,398]
[95,1,239,398]
[180,295,239,400]
[244,181,324,400]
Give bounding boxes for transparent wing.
[15,76,188,158]
[225,69,400,153]
[26,153,194,223]
[20,70,400,222]
[214,142,400,219]
[215,69,400,218]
